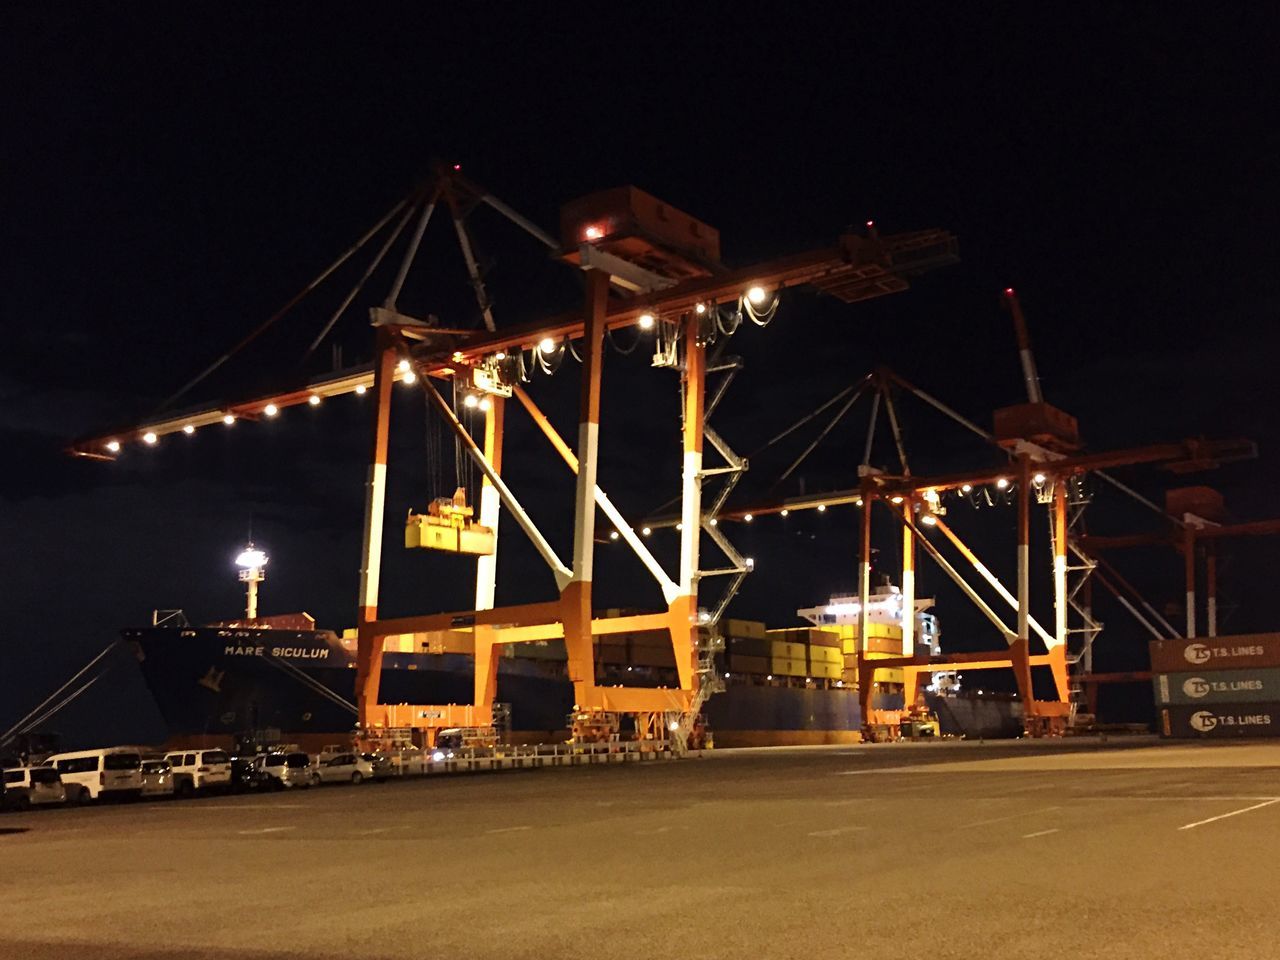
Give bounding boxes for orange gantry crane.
[702,288,1256,737]
[70,167,958,743]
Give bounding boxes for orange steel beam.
[69,228,957,458]
[512,384,578,467]
[512,381,678,601]
[713,438,1257,521]
[870,653,1059,672]
[1080,517,1280,550]
[436,230,956,364]
[1079,671,1152,684]
[366,601,564,639]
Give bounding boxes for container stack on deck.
[720,619,908,698]
[1150,634,1280,738]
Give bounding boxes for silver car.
[312,752,374,785]
[140,759,175,798]
[3,766,65,809]
[255,752,313,789]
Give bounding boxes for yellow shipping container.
[869,667,906,684]
[834,622,901,640]
[725,618,767,640]
[769,639,807,661]
[811,661,842,680]
[809,645,842,665]
[770,656,808,677]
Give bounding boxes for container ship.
[125,565,1019,750]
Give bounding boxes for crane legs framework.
[354,276,707,743]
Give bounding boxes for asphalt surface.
[4,737,1280,960]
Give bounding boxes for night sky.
[3,6,1278,745]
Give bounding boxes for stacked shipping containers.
[720,621,843,683]
[1150,634,1280,738]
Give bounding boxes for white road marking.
[835,767,923,775]
[236,827,295,835]
[484,825,532,834]
[958,805,1060,829]
[1091,796,1280,802]
[1022,828,1060,839]
[1001,781,1060,794]
[198,804,304,810]
[1178,797,1280,831]
[807,826,866,838]
[635,826,672,835]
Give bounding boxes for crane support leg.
[856,486,874,732]
[356,331,397,726]
[1207,545,1218,638]
[473,397,505,724]
[562,269,609,708]
[1051,482,1070,701]
[1184,528,1197,639]
[1015,455,1034,707]
[901,512,915,655]
[667,314,706,693]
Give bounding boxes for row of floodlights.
[528,285,771,356]
[104,392,337,452]
[104,287,776,454]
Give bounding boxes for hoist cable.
[155,192,414,412]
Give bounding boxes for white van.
[164,749,232,795]
[46,749,143,802]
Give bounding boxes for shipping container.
[1159,702,1280,739]
[521,640,568,661]
[770,657,808,678]
[727,653,769,675]
[727,636,771,659]
[1149,634,1280,674]
[809,645,842,665]
[767,640,807,661]
[594,643,629,665]
[1153,668,1280,705]
[810,661,842,680]
[841,635,905,656]
[724,618,767,640]
[631,646,677,668]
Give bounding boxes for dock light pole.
[235,545,268,620]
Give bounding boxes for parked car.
[312,752,374,785]
[45,749,143,802]
[2,766,65,809]
[140,759,174,798]
[360,752,396,780]
[164,749,232,796]
[255,752,313,789]
[230,755,269,792]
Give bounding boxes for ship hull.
[125,625,1021,747]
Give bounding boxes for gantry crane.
[699,288,1255,737]
[70,166,959,746]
